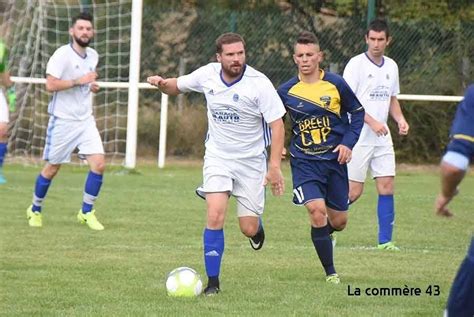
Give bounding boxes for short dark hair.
[367,19,390,38]
[295,31,319,46]
[72,12,93,26]
[215,33,245,54]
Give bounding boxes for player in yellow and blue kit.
[435,84,474,317]
[278,31,364,284]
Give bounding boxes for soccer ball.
[165,267,203,297]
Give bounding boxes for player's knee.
[206,210,225,229]
[331,218,347,230]
[239,220,259,237]
[307,207,327,226]
[42,164,61,179]
[92,161,106,174]
[349,189,362,203]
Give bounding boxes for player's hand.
[264,166,285,196]
[6,86,16,112]
[369,120,388,137]
[333,144,352,164]
[78,72,98,85]
[90,82,100,93]
[147,75,166,88]
[398,119,409,135]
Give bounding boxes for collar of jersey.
[69,43,88,59]
[220,64,246,87]
[364,52,384,68]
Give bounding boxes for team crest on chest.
[320,96,331,109]
[233,93,239,102]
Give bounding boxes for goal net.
[1,0,132,164]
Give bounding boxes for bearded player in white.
[343,19,409,251]
[148,33,285,296]
[26,12,105,230]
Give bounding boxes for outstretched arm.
[147,75,181,96]
[265,118,285,196]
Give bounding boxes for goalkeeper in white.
[148,33,286,296]
[26,12,105,230]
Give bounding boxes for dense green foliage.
[138,1,472,162]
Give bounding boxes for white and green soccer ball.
[166,267,203,297]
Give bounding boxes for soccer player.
[277,31,364,284]
[26,12,105,230]
[435,84,474,317]
[343,19,409,251]
[0,38,15,184]
[147,33,286,295]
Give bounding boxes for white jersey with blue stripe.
[46,44,98,121]
[177,63,286,159]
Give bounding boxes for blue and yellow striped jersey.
[278,69,365,161]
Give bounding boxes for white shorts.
[43,116,104,164]
[348,145,396,182]
[0,91,8,123]
[196,154,266,217]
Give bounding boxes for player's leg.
[0,93,9,184]
[203,192,229,295]
[0,122,7,184]
[233,155,265,250]
[347,144,372,204]
[372,146,397,250]
[198,156,233,296]
[446,237,474,317]
[76,118,106,230]
[27,163,61,227]
[75,154,105,230]
[326,162,350,249]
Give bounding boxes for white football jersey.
[343,53,400,146]
[177,63,286,159]
[46,44,99,121]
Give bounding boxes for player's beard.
[222,62,243,79]
[74,35,91,48]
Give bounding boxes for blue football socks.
[0,143,6,168]
[311,225,336,276]
[32,174,52,212]
[377,195,395,244]
[203,228,224,280]
[82,171,103,213]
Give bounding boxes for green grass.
[1,163,473,316]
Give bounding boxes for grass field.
[1,162,473,316]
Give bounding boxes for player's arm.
[45,72,98,92]
[389,96,409,135]
[266,118,285,196]
[364,112,388,136]
[435,161,465,217]
[0,71,13,87]
[147,76,181,96]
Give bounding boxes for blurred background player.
[278,31,364,284]
[435,84,474,317]
[0,37,16,184]
[26,12,105,230]
[147,32,286,295]
[343,19,409,251]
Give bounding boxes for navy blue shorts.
[290,157,349,211]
